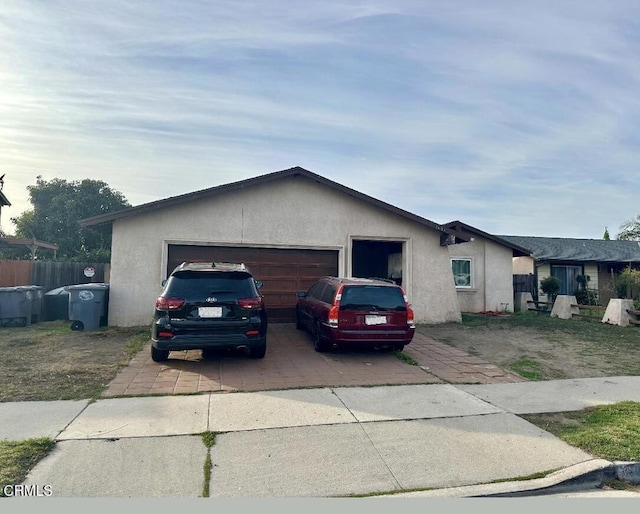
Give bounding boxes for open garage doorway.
[351,239,404,286]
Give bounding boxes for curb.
[385,459,640,498]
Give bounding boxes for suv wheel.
[249,340,266,359]
[313,322,330,353]
[151,346,170,362]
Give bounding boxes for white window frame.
[451,257,473,289]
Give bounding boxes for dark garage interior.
[351,240,403,285]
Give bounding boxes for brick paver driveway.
[103,324,524,397]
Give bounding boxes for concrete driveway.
[103,324,524,397]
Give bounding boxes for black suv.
[151,262,267,362]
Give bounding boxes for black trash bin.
[0,287,32,327]
[66,283,110,331]
[43,287,71,321]
[16,286,45,324]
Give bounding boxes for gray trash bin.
[66,283,110,331]
[16,285,45,324]
[0,287,32,327]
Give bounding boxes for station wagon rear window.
[340,286,406,311]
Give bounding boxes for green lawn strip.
[0,438,56,497]
[201,432,216,498]
[509,356,543,381]
[523,401,640,462]
[394,351,419,366]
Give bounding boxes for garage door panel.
[167,245,338,322]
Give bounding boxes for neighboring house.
[443,221,531,313]
[82,167,473,327]
[500,235,640,305]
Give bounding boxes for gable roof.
[444,221,531,257]
[499,235,640,263]
[81,166,470,243]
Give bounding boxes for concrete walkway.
[3,377,640,498]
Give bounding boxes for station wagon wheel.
[151,346,170,362]
[313,321,330,353]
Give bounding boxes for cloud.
[1,1,639,239]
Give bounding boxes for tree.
[617,214,640,241]
[9,176,130,261]
[614,266,640,300]
[603,227,610,240]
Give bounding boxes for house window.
[551,265,583,295]
[451,258,472,288]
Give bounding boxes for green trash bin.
[0,287,32,327]
[66,283,110,331]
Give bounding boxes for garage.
[167,244,338,322]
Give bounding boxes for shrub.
[575,289,598,306]
[540,276,561,300]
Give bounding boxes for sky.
[1,1,639,240]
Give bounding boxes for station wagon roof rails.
[366,277,397,284]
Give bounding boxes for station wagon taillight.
[156,297,185,310]
[402,288,416,329]
[407,305,415,328]
[238,297,264,309]
[328,284,344,328]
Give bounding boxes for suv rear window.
[165,271,256,298]
[340,286,406,311]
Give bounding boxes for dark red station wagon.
[295,276,415,352]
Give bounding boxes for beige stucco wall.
[108,175,462,326]
[513,256,534,274]
[448,237,516,313]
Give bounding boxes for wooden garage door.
[167,245,338,322]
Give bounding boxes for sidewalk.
[3,377,640,497]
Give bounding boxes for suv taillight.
[238,297,264,309]
[328,285,343,328]
[156,297,185,310]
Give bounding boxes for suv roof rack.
[174,261,249,272]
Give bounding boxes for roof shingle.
[499,235,640,263]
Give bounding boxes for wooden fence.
[514,273,537,302]
[0,260,31,287]
[570,303,607,321]
[0,260,109,291]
